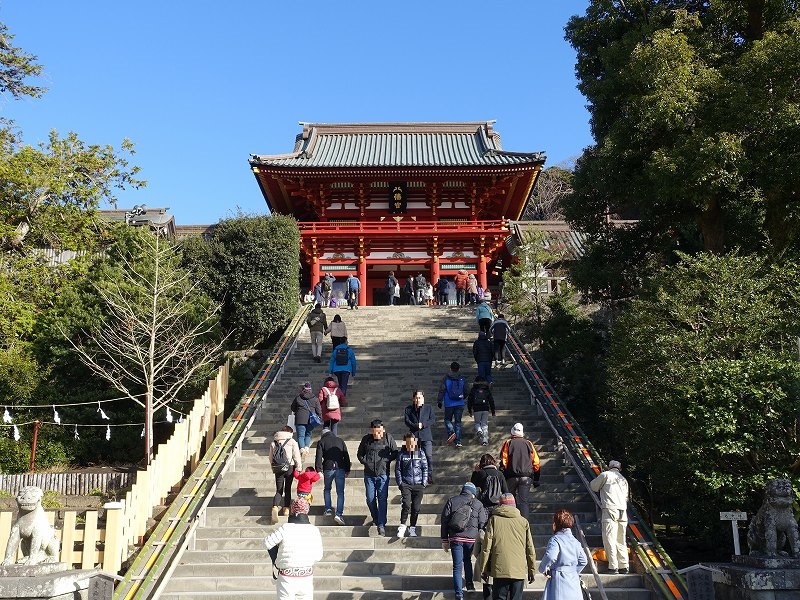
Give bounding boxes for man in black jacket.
[441,482,489,599]
[472,332,494,385]
[467,377,495,446]
[315,427,351,525]
[403,390,436,483]
[356,419,398,536]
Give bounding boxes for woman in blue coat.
[539,509,588,600]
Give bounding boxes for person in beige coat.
[270,425,303,523]
[479,493,536,600]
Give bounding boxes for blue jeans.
[296,423,314,449]
[363,474,389,527]
[444,405,464,444]
[477,361,493,384]
[334,371,350,395]
[451,540,475,596]
[324,468,346,516]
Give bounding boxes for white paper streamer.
[13,425,20,441]
[166,408,173,423]
[106,424,111,441]
[141,427,145,438]
[98,402,109,420]
[53,406,61,425]
[2,408,11,424]
[74,425,80,440]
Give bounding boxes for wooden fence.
[0,360,229,573]
[0,471,134,497]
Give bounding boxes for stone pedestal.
[711,556,800,600]
[0,563,102,600]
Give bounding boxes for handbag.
[305,398,322,427]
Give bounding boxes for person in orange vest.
[498,423,540,520]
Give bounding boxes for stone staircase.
[160,306,650,599]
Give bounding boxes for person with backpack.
[473,331,494,385]
[315,426,351,525]
[328,338,356,395]
[476,297,493,335]
[385,271,399,306]
[346,274,361,309]
[415,273,427,305]
[467,376,496,446]
[438,361,467,447]
[470,454,509,511]
[499,423,541,520]
[490,313,510,366]
[306,303,328,363]
[441,482,488,600]
[403,389,437,483]
[479,493,537,600]
[269,425,303,524]
[395,432,428,538]
[291,382,323,458]
[264,497,324,599]
[318,376,345,435]
[326,314,348,354]
[356,419,398,537]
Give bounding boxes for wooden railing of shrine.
[298,219,509,236]
[0,361,229,574]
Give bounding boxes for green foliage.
[0,21,45,99]
[40,490,62,509]
[0,436,29,473]
[193,214,301,348]
[606,252,800,534]
[564,1,800,300]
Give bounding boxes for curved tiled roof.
[250,122,545,168]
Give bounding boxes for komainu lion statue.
[747,478,800,557]
[1,486,60,566]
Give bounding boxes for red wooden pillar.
[311,257,320,292]
[431,255,440,286]
[358,256,367,307]
[478,254,488,291]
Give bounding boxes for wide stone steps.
[161,307,648,599]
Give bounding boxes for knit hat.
[511,423,524,436]
[290,497,310,515]
[499,493,516,506]
[462,482,478,495]
[608,460,622,470]
[302,382,313,391]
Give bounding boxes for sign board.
[686,567,715,600]
[88,574,115,600]
[719,512,747,521]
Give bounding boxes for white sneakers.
[397,524,418,537]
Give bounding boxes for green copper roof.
[250,122,545,169]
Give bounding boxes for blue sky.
[1,1,592,225]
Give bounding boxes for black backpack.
[448,501,474,533]
[335,346,349,366]
[481,475,503,506]
[271,439,292,473]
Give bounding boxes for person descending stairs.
[161,306,650,599]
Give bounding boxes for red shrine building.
[250,121,545,306]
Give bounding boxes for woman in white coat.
[539,509,588,600]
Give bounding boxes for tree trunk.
[746,0,765,42]
[697,196,725,253]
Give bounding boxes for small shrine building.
[250,121,545,305]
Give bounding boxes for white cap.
[511,423,524,436]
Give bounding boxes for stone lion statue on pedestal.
[2,486,60,566]
[747,478,800,557]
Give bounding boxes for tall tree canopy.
[0,21,45,99]
[564,1,800,300]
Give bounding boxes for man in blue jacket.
[438,362,466,447]
[329,339,357,395]
[404,390,437,483]
[346,274,361,310]
[395,432,428,537]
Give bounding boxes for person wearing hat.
[480,493,536,600]
[270,425,303,523]
[441,482,489,600]
[499,423,540,520]
[590,460,630,574]
[291,382,322,458]
[315,426,351,525]
[356,419,398,537]
[264,496,324,598]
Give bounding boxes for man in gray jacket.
[306,303,328,363]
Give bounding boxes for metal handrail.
[504,329,688,600]
[114,304,311,599]
[574,514,609,600]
